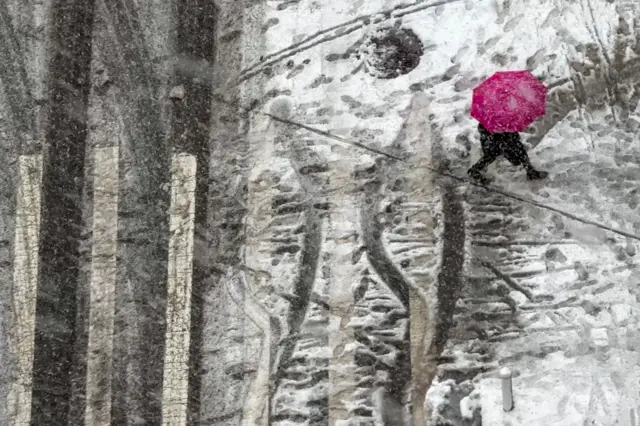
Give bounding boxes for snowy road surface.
[247,0,640,424]
[422,2,640,425]
[223,0,640,424]
[1,0,640,424]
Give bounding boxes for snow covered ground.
[421,1,640,425]
[230,0,640,424]
[435,107,640,425]
[11,0,640,424]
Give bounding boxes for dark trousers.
[469,131,535,173]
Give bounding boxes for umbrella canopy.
[471,70,547,133]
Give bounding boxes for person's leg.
[468,153,498,183]
[469,126,501,184]
[524,162,548,180]
[518,151,548,180]
[505,136,548,180]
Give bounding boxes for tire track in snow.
[168,1,218,421]
[360,194,412,425]
[98,0,173,422]
[582,0,612,68]
[269,137,324,425]
[0,1,35,142]
[30,0,95,421]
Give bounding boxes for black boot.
[468,167,491,185]
[526,168,548,180]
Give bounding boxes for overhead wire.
[210,90,640,243]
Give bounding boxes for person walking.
[469,70,550,184]
[468,123,548,184]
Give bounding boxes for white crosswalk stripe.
[162,154,197,426]
[7,155,43,426]
[85,146,119,426]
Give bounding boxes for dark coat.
[478,124,528,166]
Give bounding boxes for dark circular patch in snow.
[363,27,423,79]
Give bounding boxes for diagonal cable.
[214,93,640,243]
[268,116,640,242]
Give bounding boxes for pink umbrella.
[471,70,548,133]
